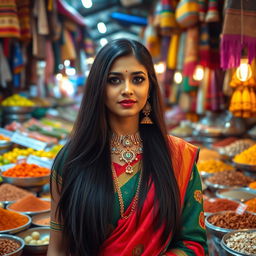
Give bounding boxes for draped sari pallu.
[100,136,200,256]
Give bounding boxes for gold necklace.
[111,162,142,219]
[110,132,143,174]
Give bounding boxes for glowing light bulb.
[236,59,252,82]
[174,71,183,84]
[154,62,165,74]
[193,65,204,81]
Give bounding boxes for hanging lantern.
[174,71,183,84]
[236,59,252,82]
[193,65,204,81]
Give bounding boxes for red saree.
[100,136,199,256]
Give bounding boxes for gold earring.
[141,101,153,124]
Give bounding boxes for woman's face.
[105,55,150,121]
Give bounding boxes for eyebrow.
[108,71,147,76]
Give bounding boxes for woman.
[48,39,208,256]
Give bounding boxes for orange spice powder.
[0,208,28,231]
[9,195,50,212]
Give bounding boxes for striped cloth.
[0,0,20,38]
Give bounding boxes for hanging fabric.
[160,0,179,35]
[0,0,20,38]
[11,42,24,88]
[37,0,49,35]
[61,29,76,61]
[183,26,199,76]
[205,0,220,23]
[167,33,179,69]
[175,0,199,29]
[176,32,186,71]
[0,43,12,88]
[221,0,256,69]
[17,0,32,41]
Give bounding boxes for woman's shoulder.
[167,135,198,154]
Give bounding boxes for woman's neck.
[109,116,139,135]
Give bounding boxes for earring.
[141,101,153,124]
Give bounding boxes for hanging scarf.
[221,0,256,69]
[17,0,32,41]
[160,0,178,36]
[167,33,179,70]
[183,26,199,76]
[11,42,24,88]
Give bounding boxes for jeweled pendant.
[125,164,133,174]
[122,150,136,163]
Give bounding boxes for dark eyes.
[107,76,145,85]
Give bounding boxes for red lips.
[118,99,137,108]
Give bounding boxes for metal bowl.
[1,174,50,188]
[0,212,31,234]
[0,234,25,256]
[199,171,213,179]
[221,229,256,256]
[16,227,50,255]
[6,198,50,216]
[32,212,50,227]
[216,187,256,202]
[204,179,237,192]
[232,161,256,172]
[2,106,35,114]
[205,211,235,239]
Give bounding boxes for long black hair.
[51,39,181,256]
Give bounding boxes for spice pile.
[245,198,256,213]
[9,195,50,212]
[213,137,238,147]
[225,231,256,255]
[0,208,28,231]
[208,211,256,229]
[0,183,32,202]
[249,181,256,190]
[197,160,234,174]
[217,139,255,157]
[204,198,239,213]
[198,148,221,162]
[2,163,50,177]
[207,171,254,187]
[233,144,256,165]
[0,238,20,256]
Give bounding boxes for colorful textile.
[176,32,186,71]
[160,0,178,35]
[16,0,31,41]
[167,34,179,69]
[0,0,20,38]
[0,42,11,87]
[221,0,256,69]
[100,136,207,255]
[165,166,207,255]
[175,0,199,29]
[183,26,199,76]
[10,42,24,88]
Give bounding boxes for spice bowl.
[205,212,234,239]
[204,179,234,192]
[0,212,31,234]
[16,227,50,255]
[32,212,50,227]
[0,234,25,256]
[1,174,50,188]
[221,229,256,256]
[6,198,51,216]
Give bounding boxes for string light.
[154,62,165,74]
[193,65,204,81]
[236,58,252,82]
[174,71,183,84]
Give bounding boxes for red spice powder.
[204,198,239,213]
[9,195,50,212]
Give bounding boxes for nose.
[121,80,133,96]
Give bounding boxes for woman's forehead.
[110,55,147,73]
